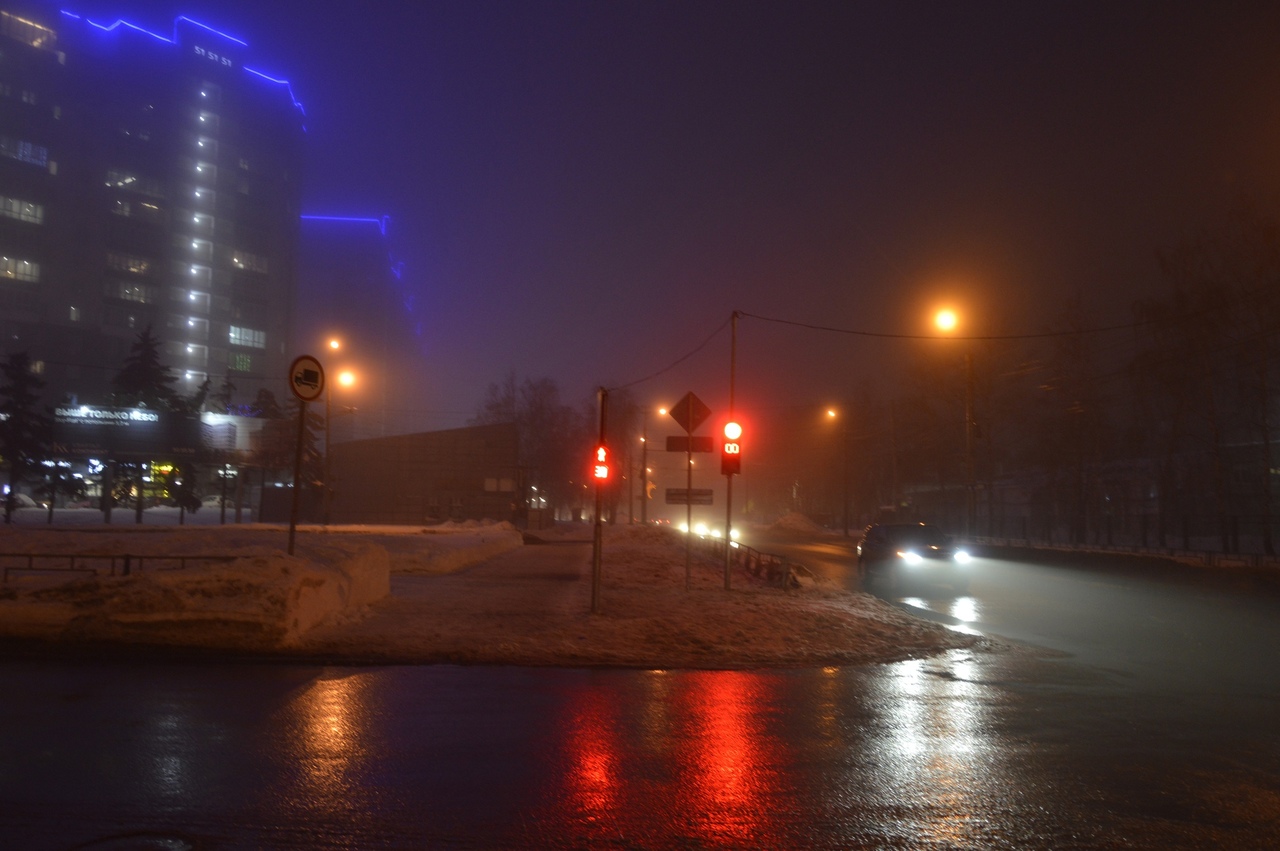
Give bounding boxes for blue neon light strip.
[301,215,391,236]
[175,15,247,47]
[244,68,306,115]
[300,216,417,336]
[59,9,305,117]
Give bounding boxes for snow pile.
[0,522,982,667]
[768,511,829,534]
[0,527,391,649]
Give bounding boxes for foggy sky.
[59,0,1280,431]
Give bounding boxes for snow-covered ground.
[0,510,984,668]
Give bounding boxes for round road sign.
[288,354,325,402]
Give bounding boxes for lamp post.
[640,406,667,525]
[934,309,975,538]
[323,338,356,526]
[827,409,850,536]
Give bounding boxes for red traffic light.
[721,421,742,475]
[593,445,610,480]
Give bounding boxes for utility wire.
[738,310,1159,341]
[608,314,732,391]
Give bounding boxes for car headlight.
[898,550,923,565]
[953,550,972,564]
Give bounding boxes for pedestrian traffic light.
[593,445,610,480]
[721,421,742,475]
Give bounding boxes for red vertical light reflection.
[564,685,620,824]
[680,671,787,845]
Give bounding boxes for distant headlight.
[899,550,923,565]
[953,550,972,564]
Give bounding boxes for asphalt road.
[2,533,1279,848]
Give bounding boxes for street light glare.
[935,309,959,332]
[337,370,356,387]
[328,338,341,350]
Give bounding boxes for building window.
[229,353,253,372]
[0,135,49,167]
[0,255,39,281]
[106,252,152,275]
[110,198,165,224]
[228,325,265,349]
[232,251,269,273]
[0,195,43,224]
[0,11,56,50]
[105,169,165,199]
[69,305,79,321]
[107,281,157,303]
[30,359,44,375]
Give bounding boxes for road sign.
[669,392,711,434]
[666,435,714,453]
[666,488,714,505]
[288,355,325,402]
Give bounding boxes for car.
[857,522,971,593]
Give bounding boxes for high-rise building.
[0,4,305,406]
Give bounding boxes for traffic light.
[721,421,742,475]
[592,445,610,480]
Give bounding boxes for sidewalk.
[288,526,981,668]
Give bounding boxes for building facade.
[0,4,305,406]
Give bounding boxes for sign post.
[287,355,324,555]
[669,392,711,591]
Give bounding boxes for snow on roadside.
[0,521,983,667]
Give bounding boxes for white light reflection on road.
[863,649,1003,845]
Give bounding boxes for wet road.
[2,540,1280,848]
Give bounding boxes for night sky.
[59,1,1280,431]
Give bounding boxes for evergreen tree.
[0,352,53,523]
[111,325,178,410]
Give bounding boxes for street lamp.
[826,408,850,536]
[640,406,667,524]
[323,338,356,526]
[934,309,975,538]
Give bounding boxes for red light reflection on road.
[564,686,620,819]
[559,670,792,847]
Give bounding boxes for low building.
[327,422,520,525]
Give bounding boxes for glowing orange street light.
[932,307,974,536]
[934,308,959,333]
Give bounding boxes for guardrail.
[1,553,241,583]
[682,535,794,587]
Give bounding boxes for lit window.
[0,11,56,50]
[0,135,48,167]
[231,250,269,273]
[228,325,266,349]
[0,195,43,224]
[0,255,40,281]
[106,252,151,275]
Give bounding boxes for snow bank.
[768,511,829,534]
[0,531,390,650]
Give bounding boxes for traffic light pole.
[592,387,607,614]
[724,311,738,590]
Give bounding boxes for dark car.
[856,522,971,593]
